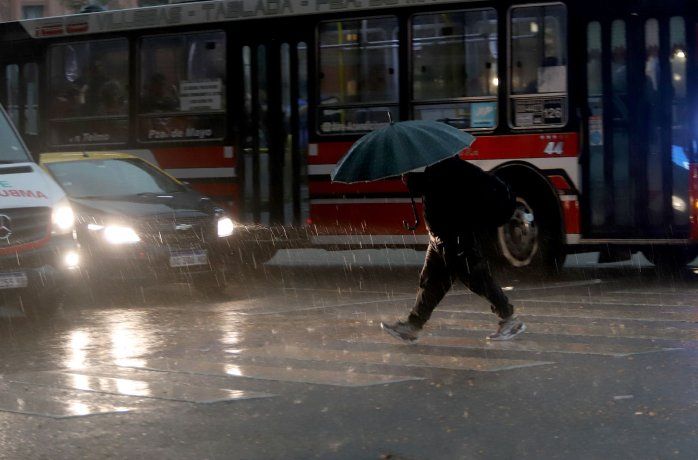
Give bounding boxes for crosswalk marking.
[430,317,698,341]
[0,381,135,418]
[437,307,697,323]
[349,335,681,357]
[240,345,553,372]
[7,372,275,404]
[115,357,424,387]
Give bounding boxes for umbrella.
[331,120,475,183]
[331,119,476,230]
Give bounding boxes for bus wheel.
[496,193,564,275]
[643,247,698,274]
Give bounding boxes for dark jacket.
[405,156,495,240]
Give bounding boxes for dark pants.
[408,235,513,329]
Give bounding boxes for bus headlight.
[217,217,235,237]
[103,225,141,244]
[52,201,75,234]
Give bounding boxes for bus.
[0,0,696,272]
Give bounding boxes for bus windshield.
[0,106,31,163]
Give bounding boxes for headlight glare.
[103,225,140,244]
[217,217,235,237]
[52,203,75,234]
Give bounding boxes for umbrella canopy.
[330,120,476,183]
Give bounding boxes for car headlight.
[103,225,141,244]
[217,217,235,237]
[52,201,75,234]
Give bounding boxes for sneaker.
[487,316,526,341]
[381,321,420,343]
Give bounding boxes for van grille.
[0,207,51,249]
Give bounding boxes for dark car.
[41,152,236,296]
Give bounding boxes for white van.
[0,105,79,295]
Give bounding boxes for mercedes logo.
[0,214,12,242]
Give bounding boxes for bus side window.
[411,8,498,130]
[48,38,129,147]
[317,16,399,134]
[509,4,568,128]
[138,31,226,142]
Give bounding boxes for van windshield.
[0,108,31,163]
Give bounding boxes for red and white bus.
[1,0,696,271]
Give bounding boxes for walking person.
[381,155,526,342]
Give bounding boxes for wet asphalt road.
[0,250,696,460]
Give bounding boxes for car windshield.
[45,158,186,198]
[0,107,31,163]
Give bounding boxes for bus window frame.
[409,7,500,132]
[507,2,569,131]
[46,37,131,148]
[136,29,227,144]
[315,15,400,137]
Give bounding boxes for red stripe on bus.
[309,179,407,196]
[562,200,580,235]
[0,232,50,255]
[151,147,234,169]
[548,175,572,193]
[311,202,425,235]
[311,133,579,164]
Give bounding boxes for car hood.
[70,192,216,220]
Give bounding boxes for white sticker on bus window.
[179,79,223,111]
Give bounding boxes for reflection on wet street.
[0,250,697,459]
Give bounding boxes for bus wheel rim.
[497,198,539,267]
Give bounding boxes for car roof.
[40,152,141,164]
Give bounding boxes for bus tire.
[494,185,564,275]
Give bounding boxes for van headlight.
[103,225,141,244]
[52,201,75,234]
[217,217,235,237]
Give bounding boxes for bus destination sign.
[21,0,467,38]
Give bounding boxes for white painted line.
[242,345,553,372]
[0,381,134,419]
[310,234,429,245]
[347,335,682,358]
[115,358,423,387]
[8,372,273,404]
[437,308,695,323]
[239,296,416,316]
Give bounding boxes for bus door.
[1,59,41,155]
[233,30,310,226]
[584,13,692,238]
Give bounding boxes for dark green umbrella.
[331,120,475,183]
[331,120,476,230]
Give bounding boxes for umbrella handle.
[403,195,421,231]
